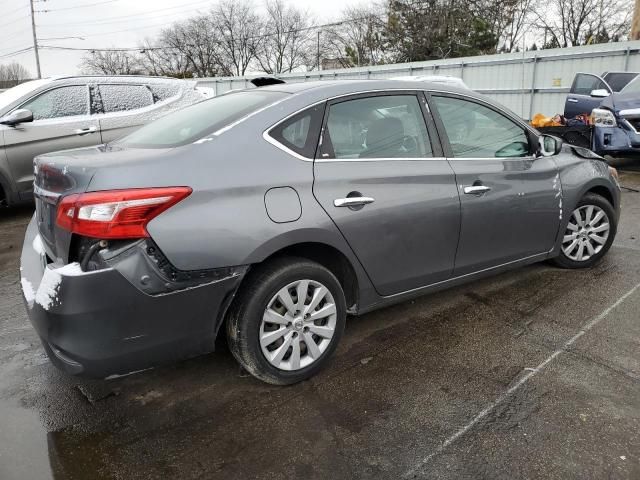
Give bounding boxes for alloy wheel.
[259,279,337,371]
[562,204,610,262]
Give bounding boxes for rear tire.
[226,257,346,385]
[553,193,616,269]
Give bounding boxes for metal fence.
[196,40,640,119]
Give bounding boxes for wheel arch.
[248,241,360,314]
[584,184,615,209]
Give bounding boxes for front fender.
[552,156,620,254]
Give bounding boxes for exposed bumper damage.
[592,122,640,156]
[20,215,247,378]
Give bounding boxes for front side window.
[320,94,433,159]
[571,74,609,95]
[21,85,88,120]
[432,96,530,158]
[99,84,154,113]
[118,90,288,148]
[268,104,324,158]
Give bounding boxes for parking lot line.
[403,279,640,479]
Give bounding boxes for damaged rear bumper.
[20,215,246,378]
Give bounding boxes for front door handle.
[567,98,579,103]
[334,196,375,207]
[75,126,98,136]
[463,185,491,195]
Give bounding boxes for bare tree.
[0,62,31,87]
[531,0,632,47]
[138,38,193,78]
[212,0,263,76]
[474,0,534,52]
[80,50,141,75]
[322,5,387,68]
[151,16,231,77]
[256,0,315,74]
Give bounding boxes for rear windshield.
[116,90,288,148]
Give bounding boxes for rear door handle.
[334,196,375,207]
[463,185,491,195]
[75,126,97,136]
[567,98,579,103]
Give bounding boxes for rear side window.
[99,84,154,113]
[21,85,88,120]
[150,83,181,102]
[602,72,637,92]
[268,104,325,158]
[118,90,288,148]
[320,94,433,159]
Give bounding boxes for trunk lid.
[34,151,97,261]
[33,145,174,262]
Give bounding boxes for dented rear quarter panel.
[85,93,379,310]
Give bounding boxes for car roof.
[48,75,189,84]
[257,79,481,105]
[259,79,473,96]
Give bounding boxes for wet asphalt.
[1,163,639,480]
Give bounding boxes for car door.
[2,84,99,198]
[564,73,611,118]
[94,83,156,143]
[312,92,461,296]
[429,93,561,276]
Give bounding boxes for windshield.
[621,76,640,94]
[0,79,51,111]
[117,90,288,148]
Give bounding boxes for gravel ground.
[0,164,639,480]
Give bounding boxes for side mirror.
[538,134,563,157]
[0,109,34,126]
[590,89,610,98]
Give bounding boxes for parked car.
[563,71,640,156]
[0,75,205,206]
[20,79,620,384]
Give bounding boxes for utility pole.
[29,0,42,78]
[317,31,321,71]
[633,0,640,40]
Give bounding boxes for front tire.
[226,257,346,385]
[553,193,616,269]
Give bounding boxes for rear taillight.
[56,187,192,239]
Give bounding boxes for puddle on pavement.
[0,402,52,480]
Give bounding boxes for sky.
[0,0,359,77]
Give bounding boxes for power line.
[35,0,120,13]
[1,3,30,17]
[38,15,385,53]
[37,0,214,27]
[0,46,35,60]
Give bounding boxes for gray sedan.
[0,75,204,206]
[20,79,620,384]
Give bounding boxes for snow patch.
[35,268,62,311]
[56,262,85,276]
[33,262,84,310]
[32,234,45,256]
[21,277,36,306]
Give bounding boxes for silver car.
[0,75,204,206]
[20,80,620,384]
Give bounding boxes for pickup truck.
[557,71,640,157]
